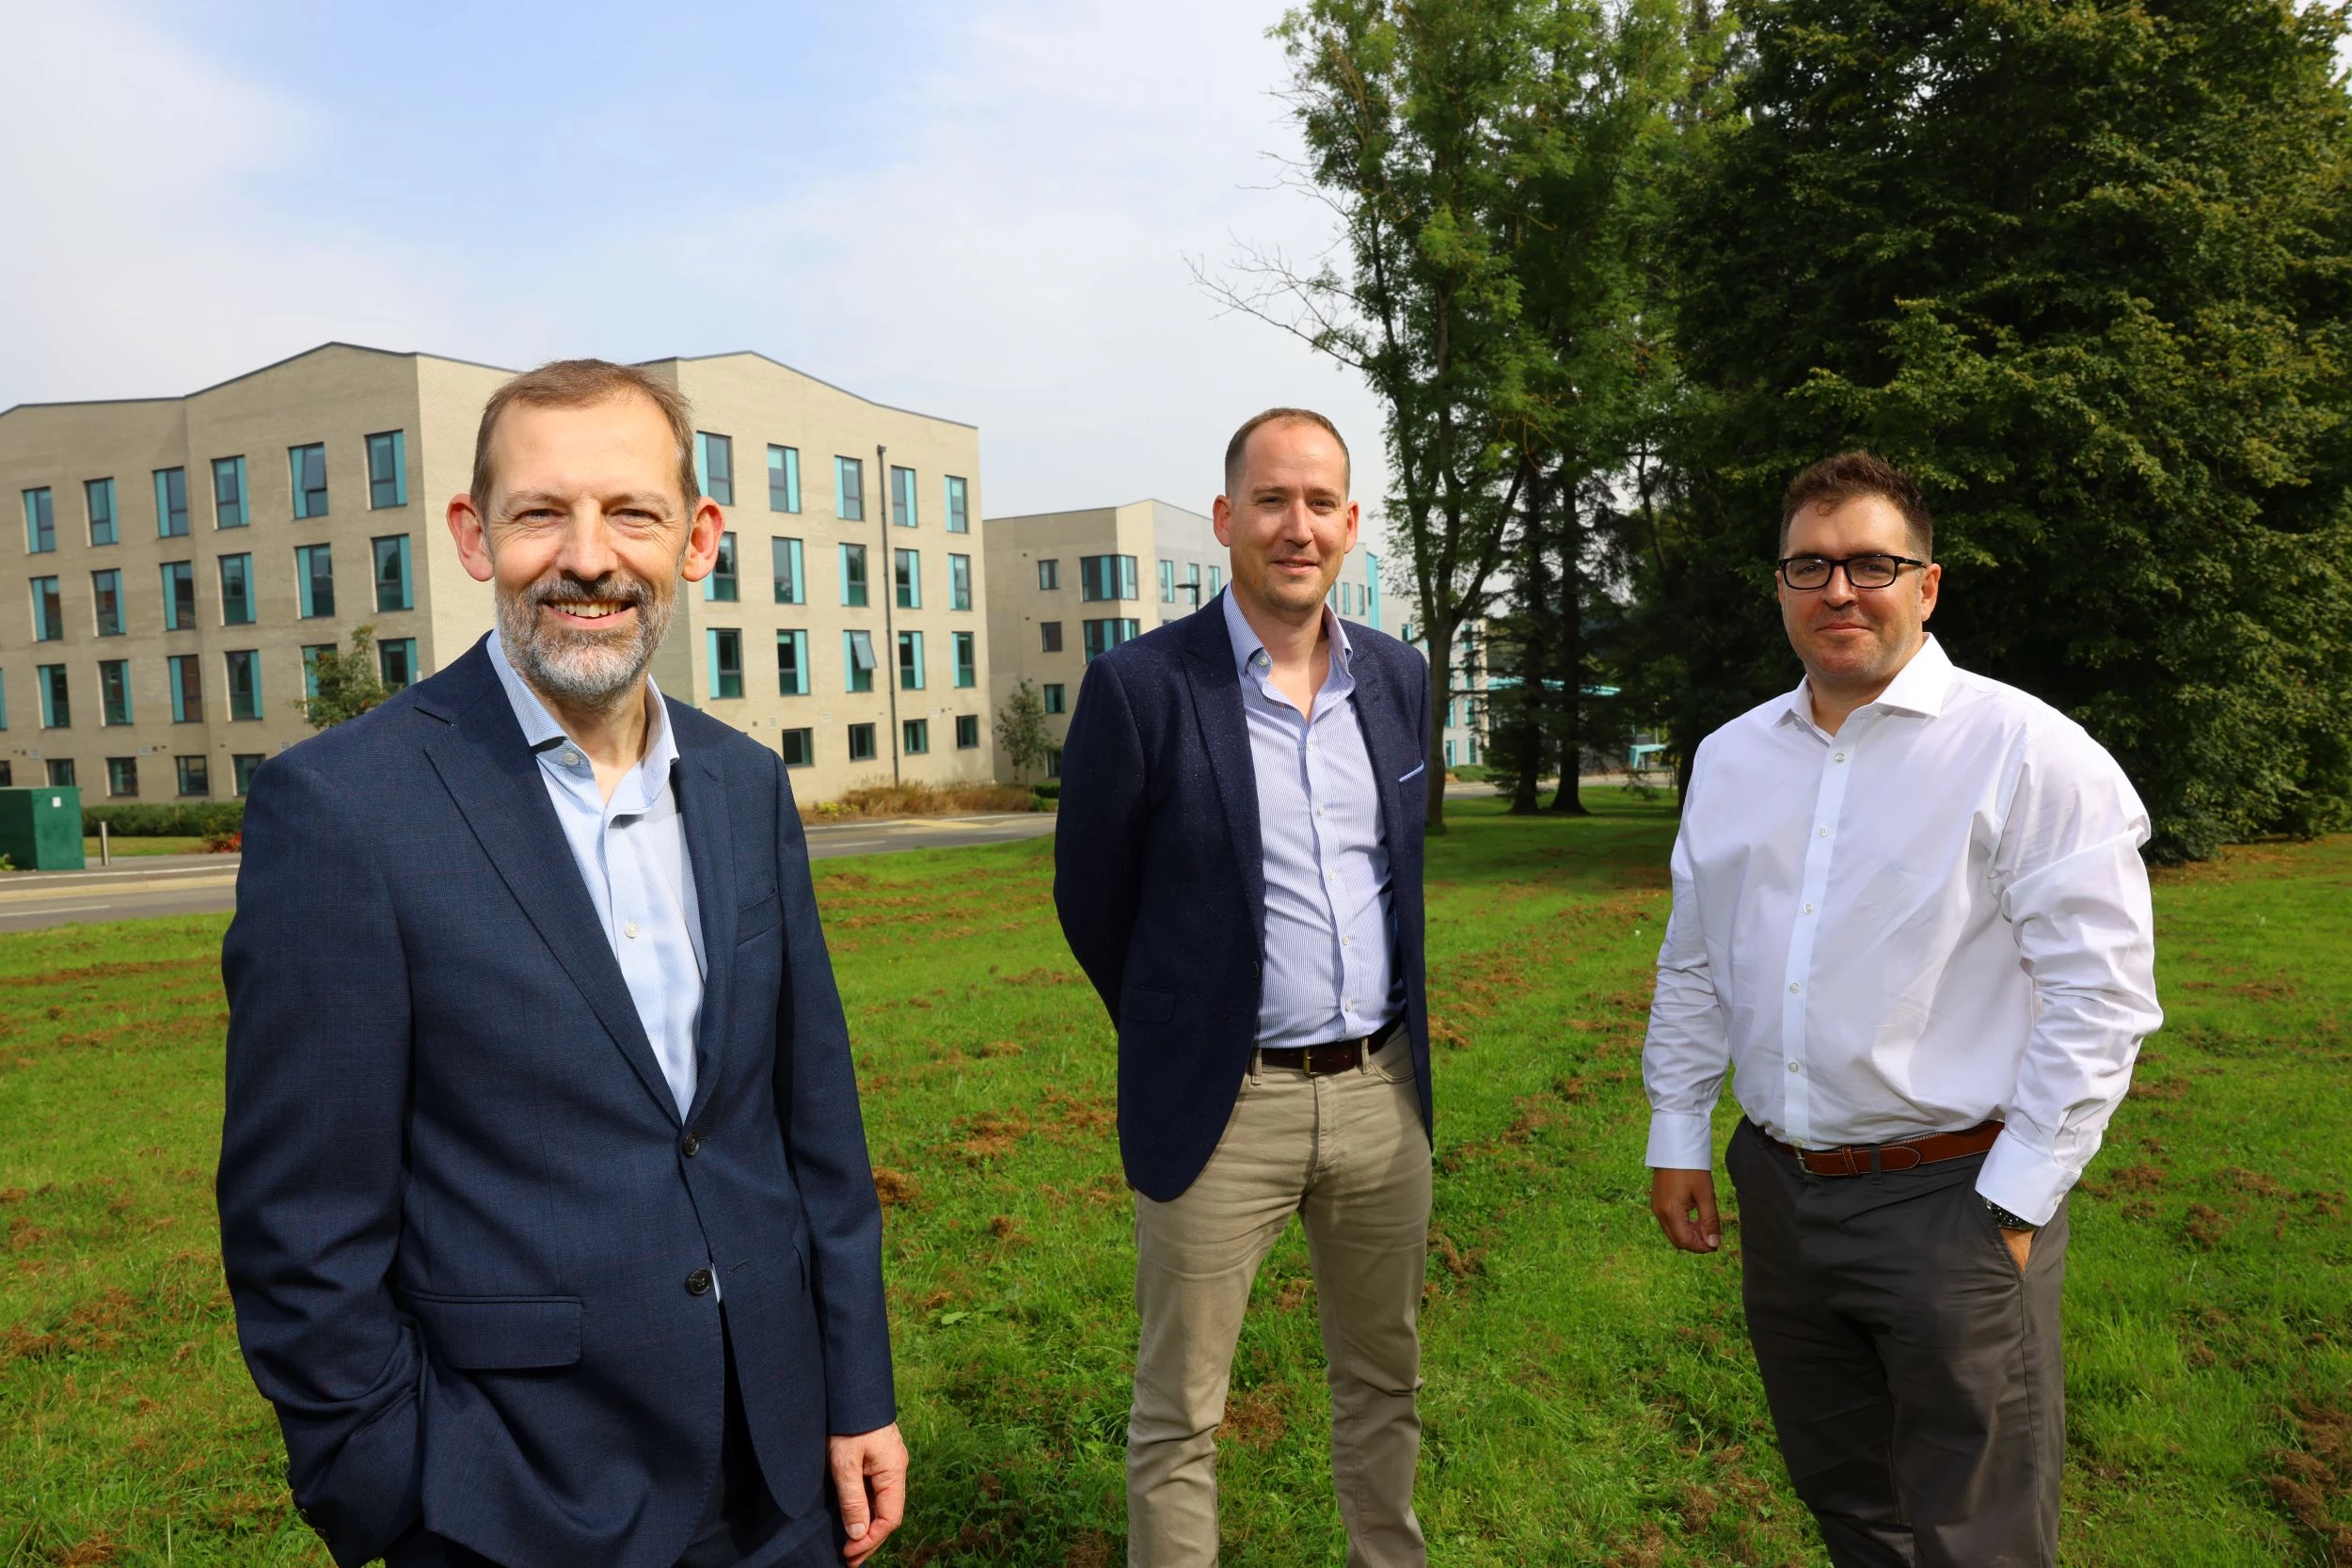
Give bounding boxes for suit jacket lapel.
[1183,595,1267,945]
[672,736,737,1131]
[421,655,680,1124]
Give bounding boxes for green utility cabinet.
[0,785,86,871]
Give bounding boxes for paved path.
[0,813,1060,935]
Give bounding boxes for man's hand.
[1999,1227,2033,1274]
[1651,1167,1723,1253]
[829,1422,907,1566]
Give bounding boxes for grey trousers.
[1724,1118,2069,1568]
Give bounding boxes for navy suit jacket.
[217,639,893,1568]
[1053,592,1434,1202]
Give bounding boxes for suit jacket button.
[681,1132,702,1158]
[686,1267,713,1296]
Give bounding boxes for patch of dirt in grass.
[872,1168,919,1208]
[953,1111,1033,1163]
[1217,1386,1287,1450]
[2185,1203,2233,1249]
[2266,1397,2352,1560]
[47,1533,120,1565]
[1040,1087,1115,1140]
[5,1287,138,1363]
[2081,1162,2168,1200]
[999,967,1081,989]
[0,958,215,990]
[1064,1529,1113,1568]
[1601,1521,1668,1567]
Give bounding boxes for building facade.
[0,343,991,802]
[982,499,1386,772]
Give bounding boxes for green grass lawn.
[3,794,2346,1566]
[77,836,216,860]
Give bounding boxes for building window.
[705,531,739,602]
[894,548,921,610]
[1208,565,1223,595]
[155,467,190,537]
[845,629,876,693]
[954,630,977,689]
[91,570,123,636]
[1083,618,1141,661]
[168,654,202,721]
[296,544,336,618]
[290,443,328,518]
[106,755,138,798]
[780,727,814,767]
[161,561,196,629]
[378,638,417,690]
[955,714,979,749]
[840,543,868,607]
[373,535,413,611]
[99,659,132,724]
[898,630,925,690]
[366,431,408,509]
[213,456,248,528]
[232,753,263,795]
[890,466,917,528]
[696,432,735,506]
[834,456,865,521]
[945,475,969,534]
[24,487,56,553]
[31,577,63,641]
[226,650,262,720]
[847,721,877,762]
[1040,621,1062,654]
[776,629,810,696]
[948,552,973,611]
[1445,738,1456,767]
[769,445,802,513]
[1046,747,1061,780]
[218,554,255,626]
[1160,559,1177,603]
[707,627,744,699]
[176,754,211,797]
[1043,683,1066,715]
[303,644,335,702]
[86,478,118,546]
[1037,558,1059,591]
[48,759,77,787]
[1080,554,1139,602]
[771,537,805,604]
[39,664,71,728]
[0,676,7,731]
[902,718,929,755]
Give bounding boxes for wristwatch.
[1982,1197,2039,1233]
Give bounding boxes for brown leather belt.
[1757,1118,2003,1177]
[1259,1018,1406,1076]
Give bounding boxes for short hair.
[470,358,699,511]
[1779,451,1932,558]
[1224,407,1352,498]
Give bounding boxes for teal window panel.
[99,658,132,725]
[953,630,977,689]
[768,446,802,513]
[847,722,876,762]
[86,478,118,546]
[840,543,867,607]
[776,628,810,696]
[373,535,413,611]
[295,544,336,618]
[218,554,256,626]
[705,531,739,602]
[695,433,735,506]
[106,755,138,798]
[845,629,875,693]
[945,474,969,534]
[155,467,190,537]
[302,643,333,701]
[949,552,973,611]
[955,714,979,749]
[834,456,865,521]
[213,456,248,527]
[233,753,263,794]
[771,536,804,604]
[1083,617,1141,660]
[707,627,744,699]
[1080,554,1138,602]
[225,650,262,721]
[1043,684,1066,715]
[366,431,408,509]
[378,638,417,690]
[0,671,8,730]
[177,755,211,796]
[39,664,71,728]
[31,577,63,641]
[779,727,814,767]
[162,562,196,630]
[902,718,928,755]
[890,465,917,528]
[24,488,56,553]
[290,443,328,518]
[898,629,925,690]
[91,569,124,636]
[168,654,201,722]
[894,548,920,610]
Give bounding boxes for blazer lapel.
[672,736,737,1131]
[1184,594,1267,944]
[421,662,680,1124]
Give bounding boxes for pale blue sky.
[1,0,1390,522]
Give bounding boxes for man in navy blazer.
[218,361,903,1568]
[1055,409,1434,1566]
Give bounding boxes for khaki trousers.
[1127,1032,1432,1568]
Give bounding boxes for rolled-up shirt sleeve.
[1644,752,1732,1171]
[1977,723,2164,1224]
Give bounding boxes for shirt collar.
[485,628,679,792]
[1779,634,1953,730]
[1219,585,1354,683]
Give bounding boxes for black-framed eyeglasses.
[1776,553,1928,591]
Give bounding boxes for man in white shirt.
[1642,451,2161,1566]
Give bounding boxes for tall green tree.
[1662,0,2352,858]
[994,679,1053,783]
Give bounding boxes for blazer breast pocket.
[1397,763,1426,785]
[407,1292,583,1371]
[735,890,783,946]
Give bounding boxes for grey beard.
[497,575,676,709]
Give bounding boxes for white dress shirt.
[1642,636,2162,1224]
[1221,590,1400,1049]
[488,631,707,1120]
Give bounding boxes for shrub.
[83,801,246,837]
[1031,781,1063,800]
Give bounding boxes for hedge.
[82,801,246,837]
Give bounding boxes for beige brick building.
[982,498,1388,774]
[0,342,992,802]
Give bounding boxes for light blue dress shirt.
[487,631,707,1121]
[1221,590,1399,1050]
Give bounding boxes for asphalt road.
[0,812,1060,935]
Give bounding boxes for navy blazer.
[1053,591,1434,1202]
[217,638,893,1568]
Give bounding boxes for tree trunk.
[1423,619,1454,833]
[1509,469,1549,815]
[1548,482,1590,816]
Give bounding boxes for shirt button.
[624,921,640,939]
[559,749,581,768]
[1788,981,1802,993]
[1804,902,1815,914]
[685,1268,713,1296]
[1342,936,1352,947]
[1788,1062,1802,1074]
[1818,826,1831,838]
[1833,752,1846,762]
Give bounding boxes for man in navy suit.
[218,361,904,1568]
[1055,409,1434,1567]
